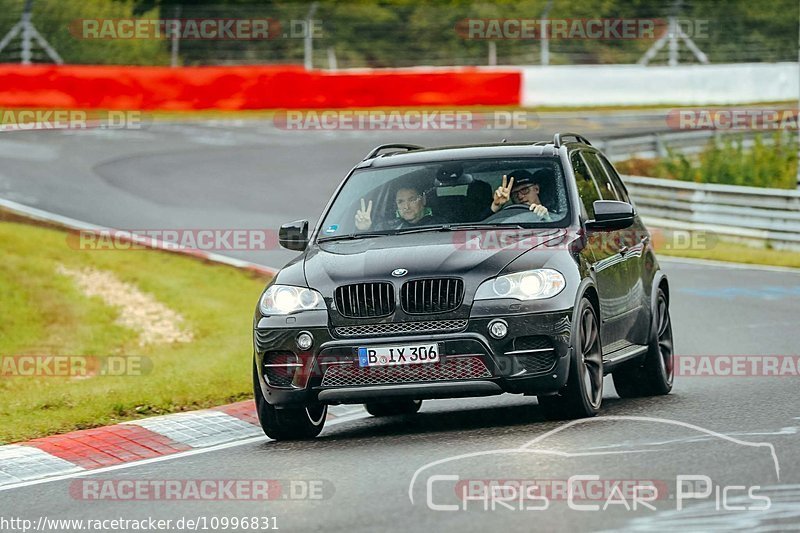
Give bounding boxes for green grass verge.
[0,220,270,444]
[655,239,800,269]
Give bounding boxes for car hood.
[304,228,568,288]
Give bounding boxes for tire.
[538,297,603,420]
[612,288,674,398]
[365,400,422,417]
[253,361,326,440]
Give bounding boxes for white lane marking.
[660,256,800,274]
[0,411,371,492]
[0,446,84,485]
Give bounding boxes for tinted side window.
[583,152,618,201]
[571,152,601,219]
[598,154,631,204]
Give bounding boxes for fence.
[0,0,797,68]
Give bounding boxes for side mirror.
[586,200,635,231]
[279,220,309,251]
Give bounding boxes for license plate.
[357,343,440,367]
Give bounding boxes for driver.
[485,169,552,220]
[354,186,442,231]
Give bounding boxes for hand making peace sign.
[354,198,373,230]
[491,175,514,212]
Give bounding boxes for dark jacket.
[383,214,445,230]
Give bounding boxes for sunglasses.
[512,185,534,198]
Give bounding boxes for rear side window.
[571,152,601,219]
[583,152,618,201]
[598,154,632,204]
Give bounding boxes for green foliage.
[0,0,797,66]
[655,132,798,189]
[0,0,171,65]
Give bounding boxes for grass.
[0,219,270,444]
[654,237,800,269]
[616,131,798,190]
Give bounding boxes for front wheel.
[365,400,422,417]
[538,297,603,420]
[253,361,326,440]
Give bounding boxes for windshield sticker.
[324,224,339,234]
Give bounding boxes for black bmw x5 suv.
[253,133,674,440]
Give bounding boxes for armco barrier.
[598,129,797,162]
[0,64,521,110]
[622,175,800,251]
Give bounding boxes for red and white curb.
[0,198,372,490]
[0,402,364,489]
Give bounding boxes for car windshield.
[318,157,570,239]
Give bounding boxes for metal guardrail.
[598,129,796,161]
[621,175,800,251]
[591,128,800,251]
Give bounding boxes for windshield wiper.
[442,223,526,230]
[395,223,526,235]
[395,225,458,235]
[317,232,392,243]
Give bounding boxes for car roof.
[359,140,590,168]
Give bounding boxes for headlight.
[474,269,565,301]
[259,285,326,315]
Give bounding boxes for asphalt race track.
[1,112,799,531]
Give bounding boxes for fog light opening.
[488,320,508,339]
[296,331,314,350]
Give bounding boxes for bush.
[623,133,798,190]
[0,0,171,65]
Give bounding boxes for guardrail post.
[655,133,667,158]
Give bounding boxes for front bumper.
[254,310,573,406]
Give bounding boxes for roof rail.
[553,132,592,148]
[363,143,424,160]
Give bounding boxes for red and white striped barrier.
[0,62,792,111]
